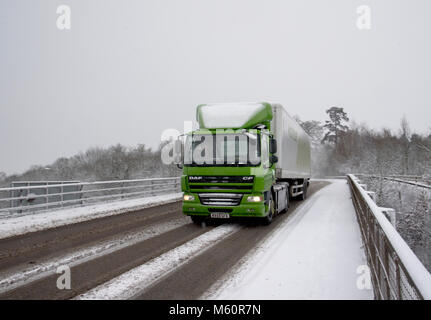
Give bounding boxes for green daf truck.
[175,102,311,225]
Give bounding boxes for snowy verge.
[0,193,182,240]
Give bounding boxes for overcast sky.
[0,0,430,175]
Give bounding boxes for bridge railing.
[0,177,181,218]
[347,174,431,300]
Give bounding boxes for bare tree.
[299,120,324,146]
[400,116,411,175]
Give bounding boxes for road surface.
[0,181,330,299]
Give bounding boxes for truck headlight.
[247,195,263,202]
[183,194,195,201]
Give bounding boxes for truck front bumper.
[182,193,267,218]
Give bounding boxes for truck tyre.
[299,180,308,201]
[280,189,289,214]
[262,194,275,225]
[191,216,205,225]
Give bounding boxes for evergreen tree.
[321,107,349,147]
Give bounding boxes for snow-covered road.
[0,180,374,300]
[206,179,373,300]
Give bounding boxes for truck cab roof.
[196,102,273,130]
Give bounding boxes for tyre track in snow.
[134,181,330,300]
[75,224,241,300]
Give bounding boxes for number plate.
[210,213,230,219]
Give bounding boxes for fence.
[347,174,431,300]
[0,177,181,218]
[8,181,82,210]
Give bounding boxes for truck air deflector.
[196,102,273,129]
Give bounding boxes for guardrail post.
[379,207,396,228]
[18,189,23,214]
[366,191,376,202]
[384,239,390,299]
[395,256,401,299]
[61,184,64,208]
[45,185,48,211]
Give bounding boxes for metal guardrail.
[347,174,431,300]
[357,174,431,190]
[379,175,423,181]
[355,173,431,189]
[0,177,181,218]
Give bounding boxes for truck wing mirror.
[173,139,183,169]
[269,138,277,154]
[270,155,278,164]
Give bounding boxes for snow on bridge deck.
[206,179,374,300]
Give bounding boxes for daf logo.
[242,176,253,181]
[189,176,202,181]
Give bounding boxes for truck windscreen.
[184,133,261,166]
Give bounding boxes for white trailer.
[271,103,311,198]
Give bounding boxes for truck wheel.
[299,180,308,201]
[262,194,275,225]
[280,189,289,214]
[191,216,205,225]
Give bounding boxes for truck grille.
[198,193,243,206]
[189,176,254,193]
[208,208,233,213]
[188,176,254,183]
[192,185,251,190]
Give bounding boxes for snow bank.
[205,180,373,300]
[0,193,182,240]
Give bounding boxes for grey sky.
[0,0,430,174]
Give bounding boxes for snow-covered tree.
[397,190,428,250]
